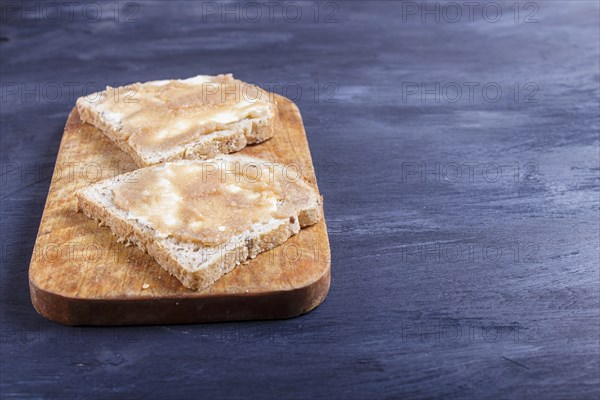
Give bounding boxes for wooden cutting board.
[29,94,330,326]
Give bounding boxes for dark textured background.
[1,1,599,399]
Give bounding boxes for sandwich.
[76,74,277,167]
[76,155,323,290]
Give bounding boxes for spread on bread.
[111,160,304,246]
[84,74,273,153]
[74,73,323,292]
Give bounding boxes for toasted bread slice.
[76,74,277,167]
[76,155,323,291]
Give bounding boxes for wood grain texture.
[2,1,599,399]
[28,95,331,325]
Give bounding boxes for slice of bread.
[76,74,277,167]
[76,155,323,291]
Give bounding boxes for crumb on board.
[142,283,150,290]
